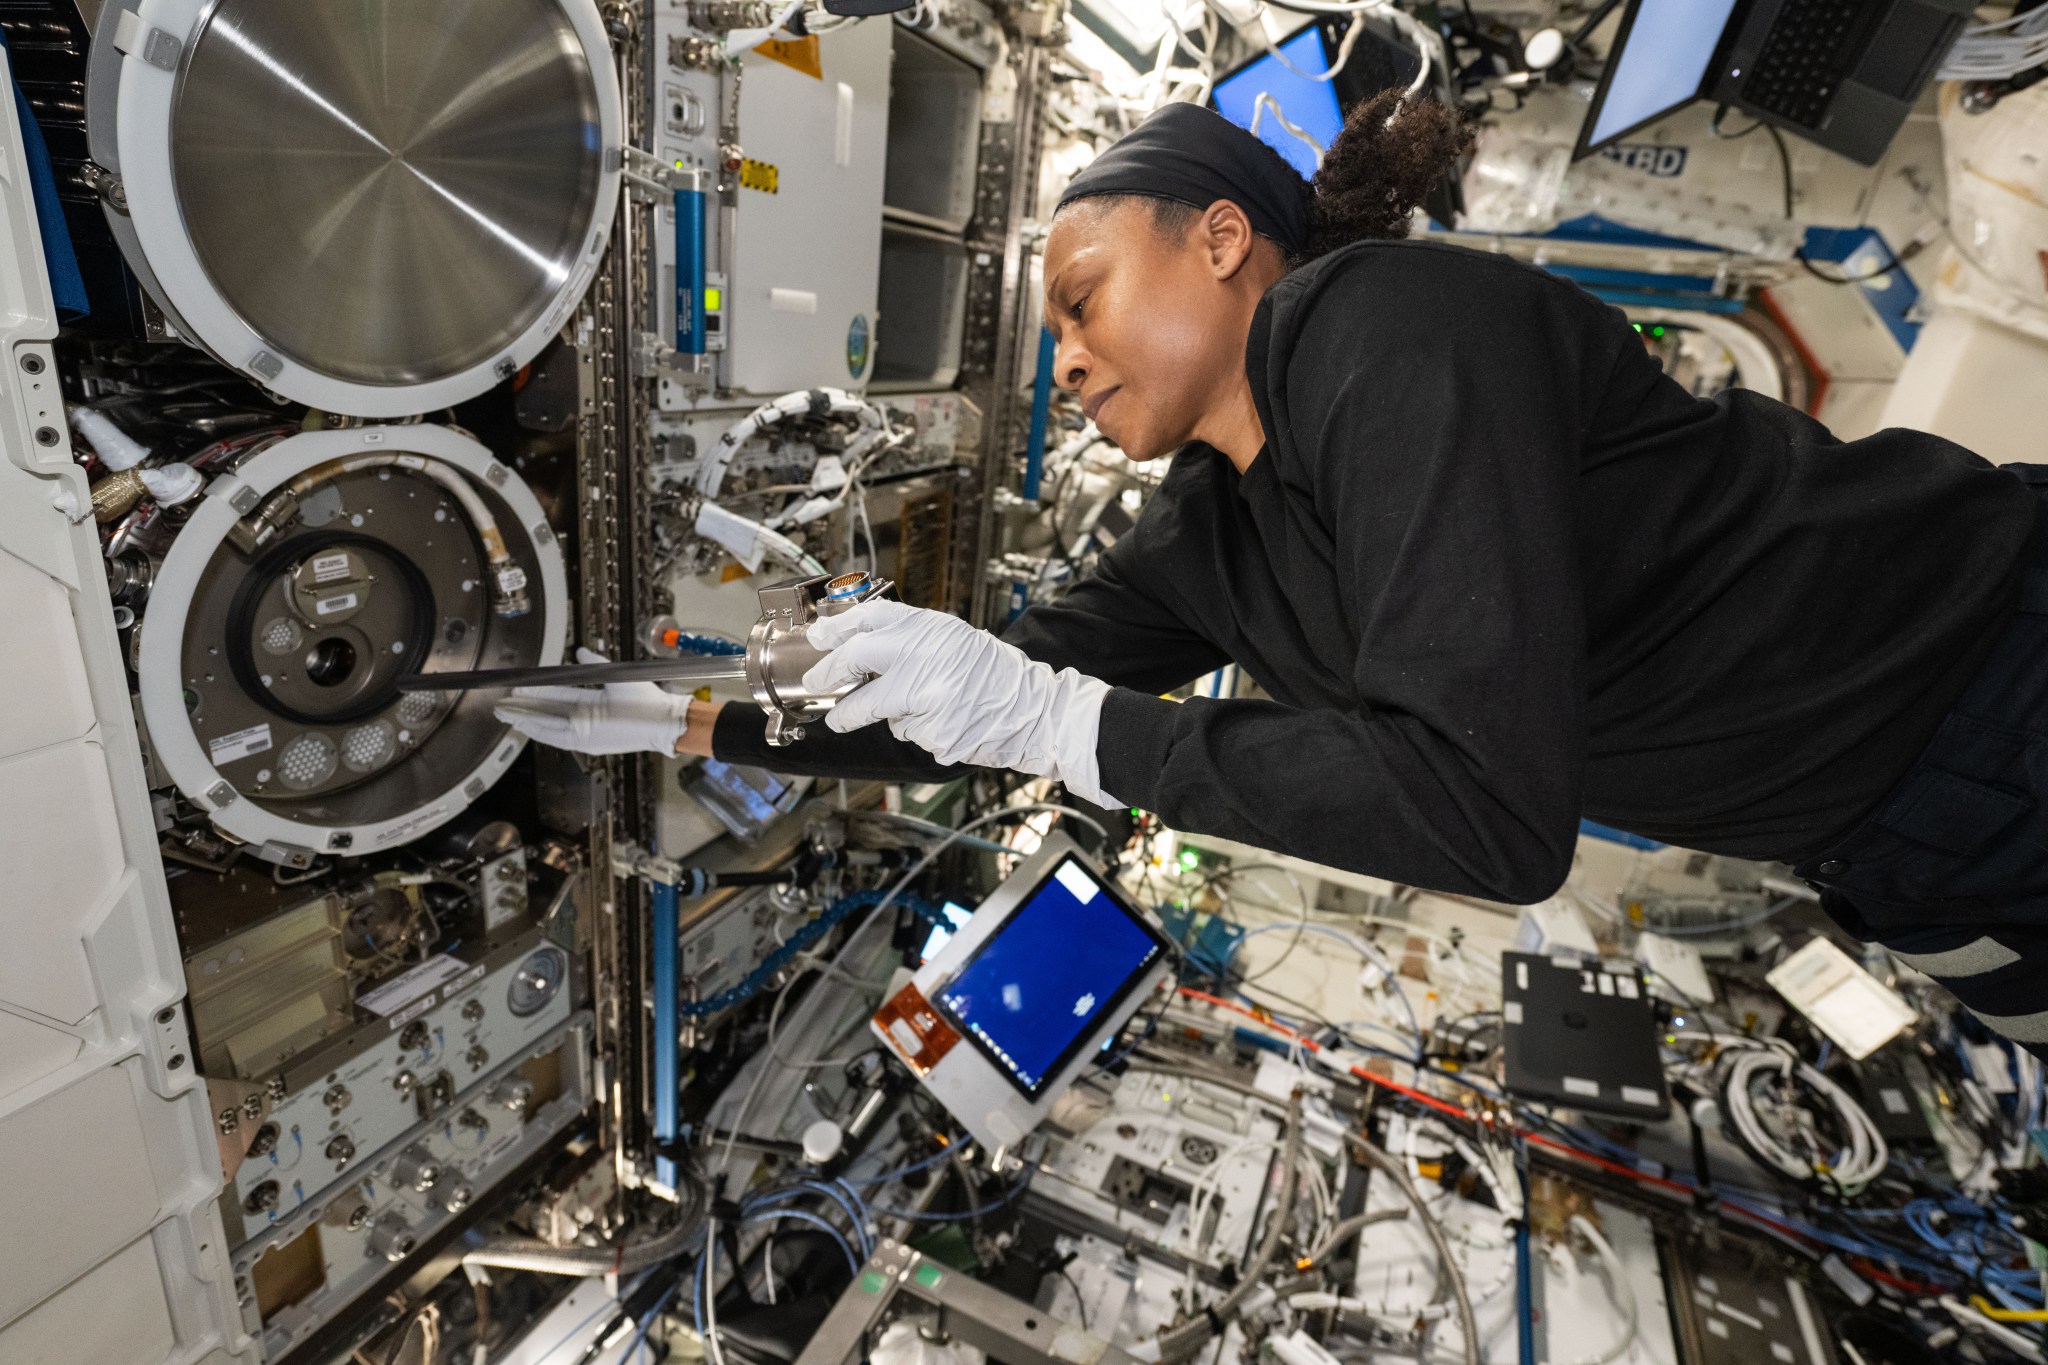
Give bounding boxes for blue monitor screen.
[1210,25,1342,179]
[937,857,1165,1097]
[1585,0,1741,148]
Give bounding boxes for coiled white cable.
[696,388,883,498]
[1720,1044,1888,1193]
[1940,8,2048,81]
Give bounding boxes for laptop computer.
[1501,951,1671,1120]
[1576,0,1974,167]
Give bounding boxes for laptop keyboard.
[1742,0,1863,129]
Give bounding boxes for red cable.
[1171,987,1845,1259]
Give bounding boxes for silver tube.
[1351,1137,1481,1365]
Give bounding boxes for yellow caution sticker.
[739,158,779,194]
[754,35,822,79]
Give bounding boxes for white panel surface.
[0,44,255,1365]
[0,1236,177,1365]
[0,544,94,756]
[0,739,127,1024]
[727,21,891,395]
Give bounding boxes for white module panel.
[725,21,892,395]
[1034,1068,1282,1269]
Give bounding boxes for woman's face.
[1042,197,1279,461]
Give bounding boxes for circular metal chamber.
[87,0,621,416]
[171,0,604,386]
[139,427,566,857]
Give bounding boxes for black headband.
[1056,102,1313,256]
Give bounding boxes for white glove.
[493,648,691,756]
[802,599,1118,806]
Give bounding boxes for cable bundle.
[1719,1044,1888,1194]
[1940,7,2048,81]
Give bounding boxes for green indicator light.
[914,1264,945,1289]
[1632,323,1642,332]
[859,1271,887,1296]
[1179,849,1200,870]
[1652,326,1666,337]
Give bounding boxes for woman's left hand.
[801,599,1118,805]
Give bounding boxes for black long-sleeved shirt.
[716,240,2039,902]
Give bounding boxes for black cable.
[1059,1269,1092,1331]
[1716,105,1913,285]
[1764,123,1795,220]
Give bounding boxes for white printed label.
[496,565,528,593]
[314,592,359,616]
[373,804,448,847]
[1562,1075,1600,1098]
[1881,1087,1910,1115]
[1622,1085,1660,1108]
[360,954,471,1017]
[208,723,273,764]
[311,552,352,583]
[1615,974,1639,999]
[387,993,438,1030]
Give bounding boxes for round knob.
[323,1084,352,1113]
[245,1121,281,1158]
[465,1044,490,1072]
[325,1134,357,1164]
[461,999,486,1023]
[435,1180,475,1214]
[243,1180,281,1214]
[802,1120,845,1166]
[491,1077,535,1114]
[391,1145,440,1192]
[367,1211,417,1263]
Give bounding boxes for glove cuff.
[1045,669,1119,808]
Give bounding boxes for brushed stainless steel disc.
[166,0,608,388]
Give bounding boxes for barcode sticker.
[208,723,272,764]
[315,593,359,616]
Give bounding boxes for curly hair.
[1304,88,1475,258]
[1059,89,1474,263]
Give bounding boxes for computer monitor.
[872,834,1174,1149]
[1575,0,1742,158]
[1211,23,1347,178]
[1210,18,1453,222]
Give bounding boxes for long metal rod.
[651,877,679,1192]
[397,655,748,692]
